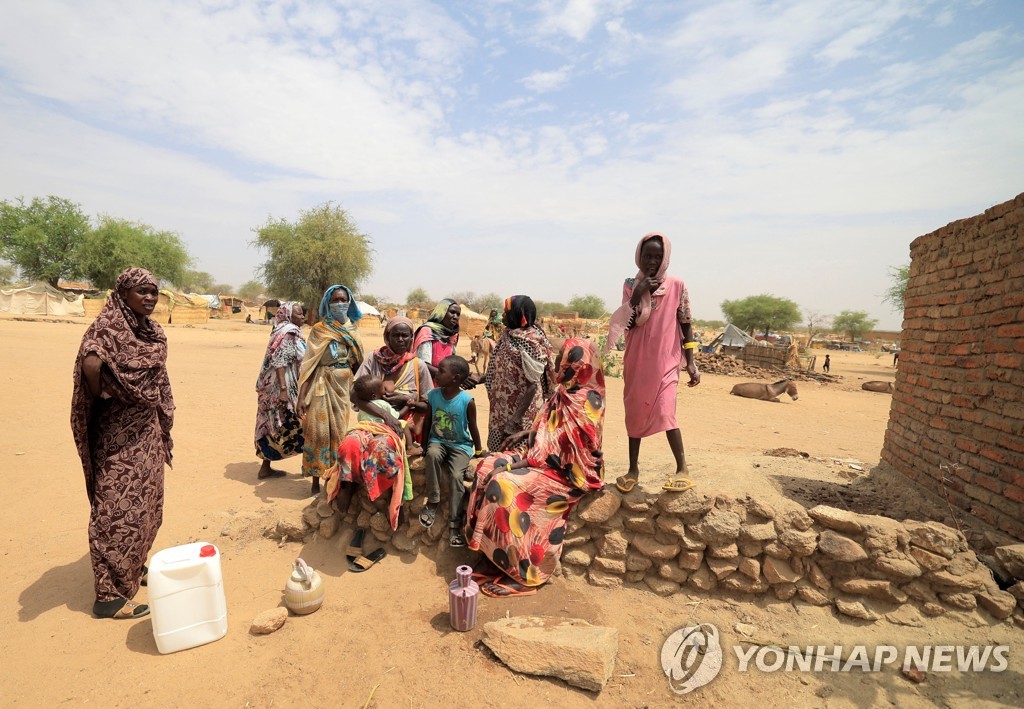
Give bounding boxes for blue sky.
[2,0,1023,329]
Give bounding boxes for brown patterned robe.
[70,268,174,603]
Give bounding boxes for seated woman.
[413,298,461,379]
[465,338,605,596]
[325,317,433,530]
[481,295,554,451]
[353,316,433,445]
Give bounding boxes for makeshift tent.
[458,305,488,337]
[0,282,85,316]
[703,323,754,354]
[356,301,381,317]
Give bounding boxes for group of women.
[72,232,699,617]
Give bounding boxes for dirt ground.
[1,315,1020,708]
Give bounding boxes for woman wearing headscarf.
[605,232,700,493]
[466,338,605,596]
[326,316,433,530]
[71,268,174,620]
[298,285,363,495]
[483,295,554,451]
[413,298,460,378]
[254,301,306,479]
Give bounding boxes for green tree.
[449,290,502,313]
[568,294,608,319]
[883,263,909,312]
[211,283,234,295]
[694,319,726,329]
[0,262,17,285]
[0,196,90,287]
[77,216,192,290]
[238,279,265,301]
[406,287,431,308]
[180,270,215,292]
[535,301,567,317]
[833,310,878,342]
[252,202,373,310]
[721,294,801,337]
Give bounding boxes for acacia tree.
[833,310,878,342]
[180,270,215,292]
[238,280,265,301]
[535,301,567,316]
[883,264,909,311]
[0,262,17,285]
[568,294,608,318]
[448,290,502,313]
[252,202,373,312]
[804,310,833,343]
[721,294,801,337]
[0,196,90,286]
[406,287,431,307]
[77,216,192,290]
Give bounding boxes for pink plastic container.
[448,565,479,631]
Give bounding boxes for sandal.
[419,504,437,529]
[449,530,467,548]
[94,598,150,620]
[662,477,695,492]
[141,565,148,587]
[480,579,537,598]
[346,528,365,563]
[615,470,639,493]
[348,547,387,573]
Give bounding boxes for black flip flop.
[93,598,151,619]
[419,505,437,529]
[348,547,387,573]
[449,530,467,548]
[346,527,366,563]
[140,565,148,587]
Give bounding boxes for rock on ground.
[482,617,618,692]
[250,607,288,635]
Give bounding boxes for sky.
[2,0,1023,330]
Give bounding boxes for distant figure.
[893,351,899,367]
[823,354,831,373]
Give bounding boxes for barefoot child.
[352,376,421,456]
[420,355,484,547]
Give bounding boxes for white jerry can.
[148,542,228,654]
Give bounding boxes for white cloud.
[520,64,573,92]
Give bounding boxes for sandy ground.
[1,315,1020,708]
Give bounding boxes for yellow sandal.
[615,471,639,493]
[662,477,695,492]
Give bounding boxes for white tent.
[356,301,380,317]
[0,282,85,316]
[457,305,487,320]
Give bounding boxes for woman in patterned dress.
[253,301,306,479]
[482,295,554,452]
[71,268,174,619]
[466,338,604,595]
[298,285,363,496]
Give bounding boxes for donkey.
[730,379,799,402]
[469,335,495,375]
[861,380,895,394]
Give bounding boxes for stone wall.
[881,192,1024,541]
[271,480,1022,623]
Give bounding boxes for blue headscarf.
[318,285,362,359]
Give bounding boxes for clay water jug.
[448,564,479,631]
[284,558,324,615]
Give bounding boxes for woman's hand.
[82,353,103,397]
[629,276,655,307]
[278,389,290,404]
[461,374,480,390]
[686,361,701,387]
[384,391,413,408]
[499,430,530,450]
[383,411,403,436]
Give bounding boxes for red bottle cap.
[199,544,217,557]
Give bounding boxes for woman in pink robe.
[607,232,700,492]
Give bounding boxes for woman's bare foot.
[258,460,286,479]
[406,444,423,457]
[310,476,321,496]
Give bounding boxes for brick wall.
[881,192,1024,540]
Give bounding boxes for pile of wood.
[695,352,840,383]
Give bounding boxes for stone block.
[625,552,652,572]
[909,545,948,572]
[588,568,624,589]
[658,491,712,516]
[677,550,704,571]
[808,505,865,534]
[737,557,760,580]
[250,607,288,635]
[658,563,689,584]
[692,508,741,544]
[577,489,622,524]
[938,592,976,610]
[596,530,630,558]
[773,583,797,601]
[631,534,680,560]
[623,516,656,534]
[707,543,738,560]
[904,520,967,559]
[817,530,868,562]
[779,529,817,556]
[994,544,1024,579]
[739,521,777,543]
[834,579,907,604]
[593,556,626,575]
[763,557,801,585]
[764,541,793,560]
[720,574,768,594]
[688,564,717,591]
[707,556,739,580]
[644,574,681,596]
[975,589,1017,620]
[834,599,879,622]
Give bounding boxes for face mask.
[329,303,348,323]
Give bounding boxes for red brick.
[1006,485,1024,504]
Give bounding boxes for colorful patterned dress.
[467,338,604,587]
[254,302,306,460]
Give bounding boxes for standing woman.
[254,302,306,479]
[606,232,700,493]
[299,285,363,495]
[71,268,174,620]
[413,298,460,378]
[483,296,554,452]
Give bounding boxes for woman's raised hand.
[499,430,530,450]
[383,411,404,436]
